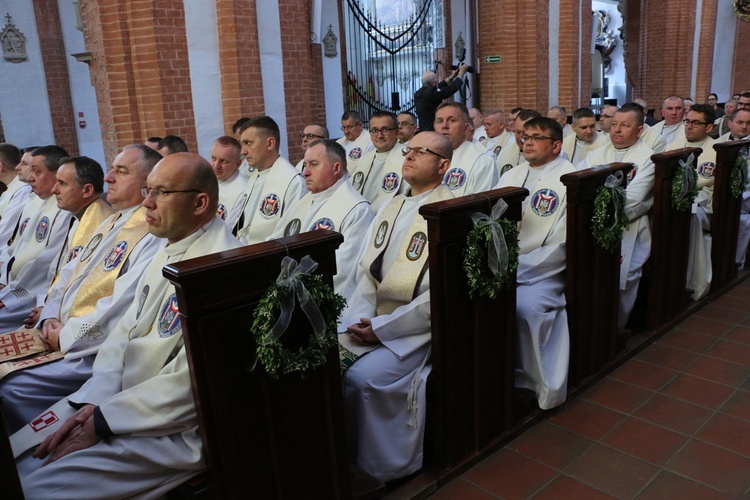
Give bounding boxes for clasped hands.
[32,404,101,465]
[346,317,380,346]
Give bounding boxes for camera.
[451,48,475,73]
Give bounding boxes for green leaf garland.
[591,183,629,253]
[670,154,699,212]
[463,218,519,299]
[730,148,749,199]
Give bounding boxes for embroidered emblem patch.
[80,233,103,263]
[478,135,487,143]
[444,168,467,190]
[500,164,514,176]
[493,146,503,156]
[259,194,280,219]
[65,245,83,264]
[158,293,182,338]
[374,221,388,248]
[30,410,58,432]
[628,166,637,182]
[406,231,427,261]
[531,188,560,217]
[351,171,365,191]
[35,216,50,242]
[382,172,400,193]
[285,218,302,236]
[217,203,227,220]
[698,161,716,178]
[349,147,363,160]
[137,285,149,319]
[310,217,335,231]
[18,217,30,236]
[102,240,128,271]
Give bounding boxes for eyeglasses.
[737,101,750,108]
[401,146,448,159]
[520,134,557,144]
[682,119,709,127]
[398,121,416,128]
[141,187,202,199]
[370,127,397,135]
[299,133,324,140]
[340,123,362,132]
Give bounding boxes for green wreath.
[671,154,699,212]
[591,182,629,253]
[251,273,346,379]
[730,148,749,199]
[463,219,519,299]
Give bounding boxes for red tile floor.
[428,280,750,499]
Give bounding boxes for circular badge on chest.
[35,216,50,242]
[443,168,467,190]
[310,218,335,231]
[698,161,716,179]
[259,194,280,219]
[381,172,400,193]
[102,240,128,272]
[158,293,182,338]
[530,188,560,217]
[349,147,363,160]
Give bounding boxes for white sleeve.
[625,157,655,221]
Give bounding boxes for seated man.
[578,103,655,330]
[340,131,453,482]
[652,96,686,145]
[496,117,576,409]
[434,102,498,196]
[157,135,189,156]
[13,153,242,499]
[0,148,40,253]
[294,123,329,171]
[337,110,374,172]
[270,139,372,297]
[547,106,574,138]
[0,145,163,433]
[469,107,487,144]
[349,111,408,213]
[0,143,23,220]
[562,107,607,166]
[482,109,513,157]
[396,111,418,146]
[496,109,541,177]
[209,136,247,221]
[225,116,307,244]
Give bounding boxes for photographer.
[414,63,469,131]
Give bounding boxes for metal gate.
[341,0,438,122]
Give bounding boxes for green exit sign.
[484,55,501,63]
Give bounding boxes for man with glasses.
[434,101,497,196]
[209,136,246,221]
[579,103,656,331]
[396,112,418,145]
[340,131,453,482]
[652,96,687,145]
[14,153,242,499]
[497,108,542,177]
[270,139,371,296]
[496,116,576,410]
[0,145,163,433]
[349,111,408,213]
[707,93,724,119]
[665,104,717,300]
[336,110,374,173]
[294,123,329,171]
[226,115,306,244]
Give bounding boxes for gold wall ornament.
[1,14,28,63]
[735,0,750,21]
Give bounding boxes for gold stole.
[65,206,150,320]
[362,185,452,315]
[50,198,115,289]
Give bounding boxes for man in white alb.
[562,107,607,166]
[652,96,686,145]
[209,136,247,221]
[337,110,374,173]
[294,123,329,171]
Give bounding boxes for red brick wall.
[732,17,750,95]
[694,0,718,103]
[557,0,592,111]
[216,0,265,134]
[34,0,78,155]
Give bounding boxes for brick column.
[694,0,718,102]
[731,17,750,94]
[81,0,196,163]
[33,0,78,155]
[557,0,592,110]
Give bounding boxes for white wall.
[711,0,737,101]
[319,0,345,138]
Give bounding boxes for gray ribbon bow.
[604,169,626,229]
[676,153,696,202]
[470,199,509,277]
[261,255,327,345]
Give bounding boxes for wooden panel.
[163,231,350,499]
[711,140,750,291]
[420,187,526,469]
[0,402,23,500]
[561,163,631,387]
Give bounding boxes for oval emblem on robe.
[349,147,363,160]
[35,216,50,242]
[259,194,280,219]
[137,284,150,319]
[310,217,335,231]
[217,203,227,220]
[158,293,182,338]
[65,245,83,264]
[500,164,514,176]
[627,166,637,182]
[80,233,103,263]
[406,231,427,261]
[374,221,388,248]
[493,146,503,156]
[443,168,467,190]
[285,218,302,236]
[352,171,365,191]
[698,161,716,178]
[19,217,30,236]
[478,135,487,143]
[531,189,560,217]
[102,240,128,272]
[382,172,400,193]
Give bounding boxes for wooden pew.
[644,148,702,331]
[419,186,526,471]
[561,163,632,387]
[711,140,750,292]
[163,231,351,499]
[0,402,23,499]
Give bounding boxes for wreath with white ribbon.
[591,169,629,253]
[671,153,698,212]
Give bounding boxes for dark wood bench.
[0,401,23,499]
[561,163,632,387]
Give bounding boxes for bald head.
[421,71,439,87]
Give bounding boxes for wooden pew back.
[163,232,349,499]
[0,402,23,499]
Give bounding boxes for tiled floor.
[429,280,750,499]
